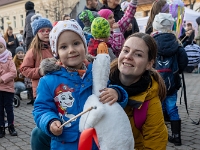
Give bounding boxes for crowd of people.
[0,0,198,149]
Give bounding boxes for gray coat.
[23,10,35,51]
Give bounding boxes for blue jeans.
[14,81,26,95]
[31,127,51,150]
[162,91,180,121]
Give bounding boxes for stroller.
[13,81,33,108]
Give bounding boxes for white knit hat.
[153,13,175,32]
[49,19,87,57]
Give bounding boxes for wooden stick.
[59,106,97,128]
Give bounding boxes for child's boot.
[8,124,17,136]
[0,126,5,138]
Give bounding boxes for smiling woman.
[109,32,168,150]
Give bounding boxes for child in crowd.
[79,10,99,44]
[109,32,168,149]
[98,0,137,57]
[13,46,26,95]
[152,13,188,146]
[88,17,116,61]
[20,14,53,105]
[32,19,128,150]
[0,37,17,138]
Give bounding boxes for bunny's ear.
[97,42,108,54]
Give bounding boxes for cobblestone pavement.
[0,73,200,150]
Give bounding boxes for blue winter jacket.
[33,63,128,150]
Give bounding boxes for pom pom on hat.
[91,17,110,39]
[0,37,6,48]
[49,19,87,57]
[15,46,25,54]
[121,1,130,12]
[31,14,53,36]
[153,13,175,32]
[79,10,100,27]
[98,9,113,20]
[25,1,34,10]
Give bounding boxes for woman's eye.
[135,53,142,57]
[122,49,128,53]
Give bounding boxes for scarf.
[109,69,151,97]
[0,49,12,63]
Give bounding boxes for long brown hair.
[4,26,13,43]
[29,34,43,61]
[110,33,166,101]
[145,0,167,34]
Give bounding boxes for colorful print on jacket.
[33,61,128,150]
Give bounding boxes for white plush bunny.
[79,42,134,150]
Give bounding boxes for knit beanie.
[15,46,25,54]
[0,37,6,48]
[25,1,34,10]
[153,13,174,32]
[49,19,87,57]
[31,14,53,36]
[121,1,130,12]
[79,10,100,27]
[91,17,110,39]
[98,9,113,20]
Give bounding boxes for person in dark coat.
[76,0,99,29]
[3,26,19,57]
[23,1,35,52]
[179,22,195,47]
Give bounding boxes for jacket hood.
[26,9,35,16]
[39,57,92,77]
[153,33,179,57]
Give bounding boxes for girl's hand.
[112,23,119,29]
[50,120,63,136]
[99,88,118,105]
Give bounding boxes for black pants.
[0,91,14,126]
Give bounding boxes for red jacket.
[20,47,53,98]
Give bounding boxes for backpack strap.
[78,128,100,150]
[157,69,172,72]
[133,100,150,132]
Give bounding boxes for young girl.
[32,19,128,150]
[20,14,53,105]
[0,37,17,138]
[109,32,168,149]
[13,46,26,95]
[97,0,137,57]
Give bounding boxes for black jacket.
[23,9,35,51]
[6,35,19,57]
[153,33,188,73]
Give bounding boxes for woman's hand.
[99,88,118,105]
[8,41,14,45]
[50,120,63,136]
